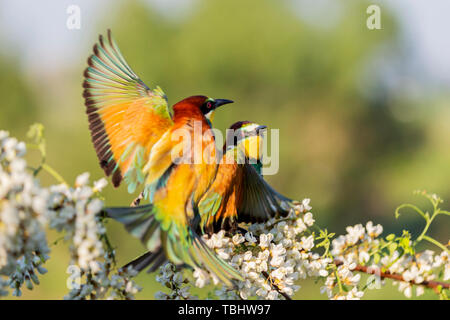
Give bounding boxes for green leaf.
[373,253,380,264]
[386,234,395,241]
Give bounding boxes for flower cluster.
[390,250,449,298]
[190,199,334,299]
[0,129,140,299]
[329,223,449,299]
[47,173,141,300]
[0,131,50,297]
[1,127,449,300]
[154,263,197,300]
[155,197,449,300]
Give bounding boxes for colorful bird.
[83,30,240,285]
[107,121,297,274]
[198,121,296,234]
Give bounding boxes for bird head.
[227,121,267,161]
[174,96,234,118]
[200,97,234,116]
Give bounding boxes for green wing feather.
[198,192,222,218]
[105,204,242,286]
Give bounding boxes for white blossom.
[0,132,50,296]
[1,130,448,301]
[93,178,108,192]
[303,212,315,227]
[366,221,383,238]
[0,131,141,299]
[191,201,338,300]
[154,263,197,300]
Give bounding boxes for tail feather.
[104,204,161,251]
[104,204,153,226]
[105,205,243,286]
[147,251,167,273]
[122,251,157,272]
[190,232,243,286]
[121,249,167,273]
[163,228,242,286]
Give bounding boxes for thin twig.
[262,271,292,300]
[333,259,450,290]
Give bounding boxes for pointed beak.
[214,99,234,109]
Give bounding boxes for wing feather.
[83,30,173,190]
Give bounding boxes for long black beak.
[214,99,234,109]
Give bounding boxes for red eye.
[207,101,212,109]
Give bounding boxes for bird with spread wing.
[83,30,240,285]
[105,121,298,275]
[83,30,298,285]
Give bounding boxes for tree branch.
[333,259,450,290]
[128,193,449,296]
[261,271,292,300]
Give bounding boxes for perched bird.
[108,121,297,274]
[198,121,295,233]
[83,30,240,285]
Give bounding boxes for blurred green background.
[0,0,449,299]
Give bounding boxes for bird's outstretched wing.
[199,162,295,232]
[237,163,294,223]
[83,30,173,192]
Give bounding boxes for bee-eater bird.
[106,121,297,274]
[83,30,241,285]
[198,121,296,234]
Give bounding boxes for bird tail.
[121,249,167,273]
[189,231,243,287]
[103,204,161,252]
[105,205,243,286]
[161,227,243,287]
